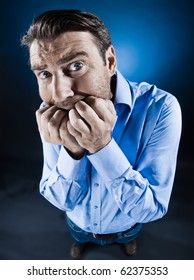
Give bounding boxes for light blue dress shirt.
[39,70,182,234]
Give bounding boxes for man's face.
[30,31,116,110]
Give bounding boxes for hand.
[67,96,116,154]
[35,105,85,159]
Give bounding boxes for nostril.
[52,89,74,102]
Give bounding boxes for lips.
[54,96,87,110]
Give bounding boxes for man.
[22,9,182,259]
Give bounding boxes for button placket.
[90,168,101,232]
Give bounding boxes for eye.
[68,62,83,71]
[39,71,52,79]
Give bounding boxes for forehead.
[30,31,98,65]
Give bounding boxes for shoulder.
[128,80,180,109]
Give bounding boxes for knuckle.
[106,99,112,106]
[82,105,91,115]
[106,100,116,114]
[75,118,83,127]
[92,129,102,139]
[110,116,115,125]
[56,109,65,117]
[59,127,67,138]
[86,96,99,107]
[35,110,40,118]
[106,124,112,132]
[61,117,68,128]
[71,118,82,129]
[48,119,56,127]
[92,97,101,107]
[41,114,48,123]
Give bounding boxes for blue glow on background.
[2,0,191,92]
[0,0,193,159]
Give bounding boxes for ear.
[105,46,117,76]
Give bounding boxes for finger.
[74,101,102,130]
[68,108,91,134]
[59,116,78,144]
[75,99,114,126]
[67,120,82,139]
[36,106,66,142]
[35,105,51,131]
[59,115,70,140]
[41,106,62,124]
[47,109,67,140]
[104,99,116,116]
[85,96,116,117]
[36,106,60,135]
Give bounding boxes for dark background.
[0,0,194,260]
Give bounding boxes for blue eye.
[39,71,51,79]
[69,62,83,71]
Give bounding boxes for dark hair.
[21,9,112,63]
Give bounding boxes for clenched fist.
[35,105,85,159]
[36,96,116,158]
[68,96,116,154]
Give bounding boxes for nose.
[51,75,74,103]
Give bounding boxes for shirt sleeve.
[39,141,89,211]
[87,95,182,223]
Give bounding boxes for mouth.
[54,96,87,111]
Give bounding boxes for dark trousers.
[67,217,143,246]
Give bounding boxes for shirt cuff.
[87,138,130,181]
[57,147,88,180]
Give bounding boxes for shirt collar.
[114,70,132,109]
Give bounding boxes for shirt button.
[94,183,99,187]
[94,205,98,209]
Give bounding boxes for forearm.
[102,167,169,223]
[88,95,181,223]
[87,138,177,223]
[39,142,89,211]
[40,169,88,211]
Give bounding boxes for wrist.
[88,136,112,154]
[65,147,86,160]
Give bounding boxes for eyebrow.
[31,51,88,71]
[31,64,47,71]
[57,51,88,65]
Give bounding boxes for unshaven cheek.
[75,70,111,100]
